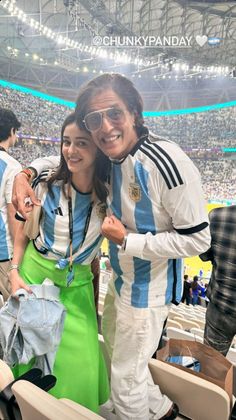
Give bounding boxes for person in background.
[9,112,110,413]
[100,252,112,272]
[0,108,21,300]
[200,206,236,356]
[11,73,210,420]
[181,274,192,305]
[191,275,201,305]
[199,281,207,298]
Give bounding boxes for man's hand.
[101,215,127,245]
[12,173,41,219]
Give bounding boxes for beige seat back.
[195,319,206,330]
[190,328,204,338]
[60,399,105,419]
[227,348,236,365]
[166,319,183,330]
[149,359,231,420]
[12,380,105,420]
[173,317,200,330]
[168,310,183,320]
[166,327,203,343]
[0,359,14,390]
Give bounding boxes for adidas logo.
[51,206,63,216]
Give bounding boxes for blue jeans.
[192,294,198,305]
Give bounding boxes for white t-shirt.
[0,151,22,260]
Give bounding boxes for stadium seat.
[166,327,203,343]
[168,311,184,320]
[227,348,236,366]
[190,328,204,338]
[172,317,201,330]
[187,315,198,320]
[166,319,183,330]
[0,365,53,420]
[0,359,14,391]
[149,358,231,420]
[12,380,105,420]
[194,319,205,330]
[232,336,236,348]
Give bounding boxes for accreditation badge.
[129,183,141,202]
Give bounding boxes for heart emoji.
[195,35,208,47]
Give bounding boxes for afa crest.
[129,183,141,202]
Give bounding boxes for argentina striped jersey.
[33,176,106,265]
[107,134,209,308]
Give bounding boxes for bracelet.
[20,167,37,184]
[9,264,19,272]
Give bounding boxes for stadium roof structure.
[0,0,235,107]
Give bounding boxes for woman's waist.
[21,241,93,287]
[33,238,90,264]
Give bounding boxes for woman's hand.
[9,270,32,296]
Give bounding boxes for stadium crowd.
[148,107,236,149]
[0,86,68,139]
[1,75,236,420]
[0,85,235,202]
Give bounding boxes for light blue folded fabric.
[0,282,66,374]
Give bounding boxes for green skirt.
[12,241,109,413]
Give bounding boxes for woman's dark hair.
[48,112,109,202]
[75,73,148,138]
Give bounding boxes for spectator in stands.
[199,281,207,298]
[9,112,110,412]
[181,274,192,305]
[0,108,22,300]
[12,73,210,420]
[1,83,235,202]
[191,275,201,305]
[100,252,112,272]
[200,206,236,355]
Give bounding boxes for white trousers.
[102,282,172,420]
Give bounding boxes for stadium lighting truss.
[0,0,234,79]
[0,0,148,67]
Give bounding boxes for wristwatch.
[120,235,128,251]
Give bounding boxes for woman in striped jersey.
[9,112,110,413]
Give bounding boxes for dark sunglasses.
[83,107,125,132]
